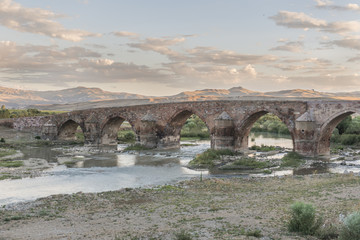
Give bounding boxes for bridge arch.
[100,115,137,145]
[158,108,211,148]
[316,109,357,156]
[236,109,295,151]
[58,119,84,141]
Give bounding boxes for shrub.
[281,152,305,168]
[188,149,235,167]
[339,211,360,240]
[249,144,277,152]
[287,201,323,235]
[174,230,193,240]
[117,130,136,143]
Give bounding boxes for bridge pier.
[139,114,158,148]
[294,112,318,157]
[41,120,57,140]
[212,112,235,150]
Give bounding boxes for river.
[0,132,359,206]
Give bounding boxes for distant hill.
[1,85,360,111]
[0,86,148,109]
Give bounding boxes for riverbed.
[1,132,360,206]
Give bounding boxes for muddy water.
[1,133,359,205]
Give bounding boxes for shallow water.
[1,133,359,205]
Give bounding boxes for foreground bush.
[339,211,360,240]
[287,202,322,235]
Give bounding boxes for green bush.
[188,149,235,167]
[339,211,360,240]
[180,114,210,140]
[287,202,322,235]
[117,130,136,143]
[251,114,290,134]
[174,230,193,240]
[249,144,278,152]
[281,152,305,168]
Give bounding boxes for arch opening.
[163,110,210,148]
[58,120,84,142]
[317,111,357,156]
[101,117,137,145]
[238,111,295,151]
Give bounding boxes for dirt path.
[1,173,359,240]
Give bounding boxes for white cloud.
[331,37,360,50]
[270,11,326,29]
[243,64,257,77]
[0,0,99,41]
[128,37,185,58]
[270,41,304,52]
[315,0,360,12]
[270,11,360,35]
[113,31,139,39]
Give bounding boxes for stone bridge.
[8,99,360,157]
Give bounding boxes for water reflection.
[1,134,360,206]
[249,132,293,149]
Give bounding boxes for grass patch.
[188,149,235,168]
[0,149,16,158]
[64,161,76,168]
[281,152,305,168]
[232,157,272,169]
[0,160,23,168]
[0,174,21,180]
[249,144,278,152]
[124,144,151,151]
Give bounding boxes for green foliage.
[233,157,272,169]
[75,132,85,141]
[0,161,23,168]
[287,202,323,235]
[117,130,136,143]
[0,149,16,158]
[281,152,305,168]
[316,223,339,240]
[7,109,66,119]
[245,229,262,238]
[249,144,278,152]
[189,149,235,167]
[251,114,290,134]
[174,230,193,240]
[180,115,210,139]
[331,116,360,145]
[336,116,352,135]
[124,144,151,151]
[339,211,360,240]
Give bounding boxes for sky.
[1,0,360,95]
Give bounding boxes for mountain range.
[0,86,359,111]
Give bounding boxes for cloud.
[112,31,139,39]
[270,41,304,52]
[330,37,360,50]
[0,0,99,41]
[128,37,185,58]
[270,11,360,34]
[270,11,326,29]
[315,0,360,12]
[0,41,168,87]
